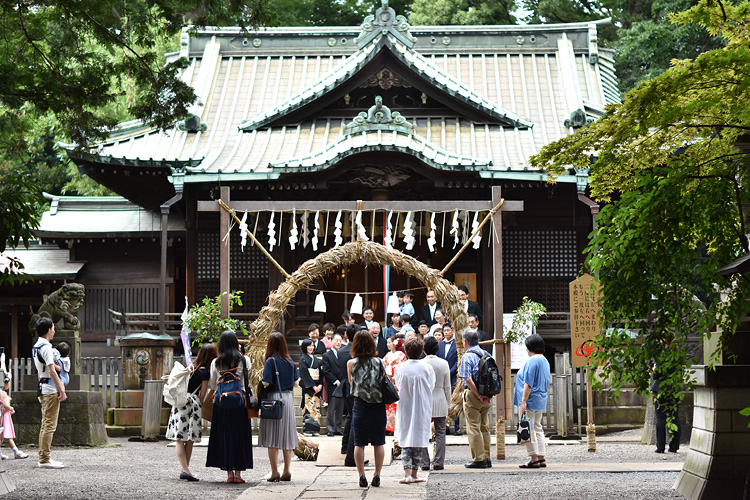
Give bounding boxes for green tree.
[529,0,750,403]
[409,0,518,25]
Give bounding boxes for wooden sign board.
[569,273,602,367]
[454,273,477,300]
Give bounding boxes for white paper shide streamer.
[312,211,320,251]
[355,210,369,242]
[471,211,482,249]
[302,211,310,248]
[403,211,415,250]
[384,211,394,250]
[427,212,437,252]
[333,210,343,248]
[238,211,249,251]
[288,209,298,250]
[268,212,277,251]
[450,209,460,249]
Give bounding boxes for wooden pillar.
[219,186,230,318]
[185,186,196,306]
[491,186,510,419]
[10,306,18,359]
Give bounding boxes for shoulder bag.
[243,356,260,418]
[260,358,284,420]
[380,359,400,405]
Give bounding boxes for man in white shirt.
[32,317,67,469]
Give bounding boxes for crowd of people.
[26,286,555,486]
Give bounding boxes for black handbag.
[381,361,400,405]
[260,358,284,420]
[242,357,259,412]
[517,413,531,443]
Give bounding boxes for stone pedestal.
[673,365,750,499]
[12,390,108,446]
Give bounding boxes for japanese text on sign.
[569,274,602,367]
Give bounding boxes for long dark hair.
[351,330,376,359]
[265,331,292,365]
[216,331,241,370]
[194,344,218,371]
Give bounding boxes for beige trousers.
[39,394,60,463]
[462,390,491,462]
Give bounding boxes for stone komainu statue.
[29,283,86,335]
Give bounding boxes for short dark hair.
[442,322,453,331]
[36,317,54,337]
[363,305,374,314]
[342,310,353,322]
[300,338,313,354]
[331,332,343,341]
[345,324,358,338]
[423,336,439,355]
[400,314,411,323]
[418,320,428,326]
[397,291,405,298]
[308,323,319,333]
[404,337,424,359]
[463,330,479,346]
[404,292,414,300]
[351,331,376,358]
[457,285,469,294]
[322,322,336,333]
[56,341,70,357]
[468,314,479,322]
[525,334,545,354]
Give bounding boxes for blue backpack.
[215,360,246,410]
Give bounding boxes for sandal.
[536,459,547,468]
[519,460,540,469]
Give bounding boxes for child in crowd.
[0,374,28,459]
[54,342,71,387]
[400,292,415,319]
[400,314,414,335]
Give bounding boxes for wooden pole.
[219,186,230,318]
[586,366,596,452]
[490,186,508,460]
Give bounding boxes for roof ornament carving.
[176,114,208,133]
[355,0,417,49]
[343,96,416,135]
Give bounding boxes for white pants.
[524,409,546,457]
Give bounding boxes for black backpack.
[473,350,502,397]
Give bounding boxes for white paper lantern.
[350,293,363,315]
[313,291,327,313]
[386,292,400,314]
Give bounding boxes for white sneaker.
[38,459,64,469]
[14,450,28,459]
[0,453,8,460]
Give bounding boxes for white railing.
[81,357,120,409]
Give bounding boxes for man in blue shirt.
[459,330,493,469]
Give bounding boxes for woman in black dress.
[299,339,323,436]
[206,331,253,483]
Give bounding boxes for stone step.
[592,388,647,407]
[116,390,145,408]
[105,425,168,438]
[592,406,646,425]
[108,407,170,427]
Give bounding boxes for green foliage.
[529,0,750,403]
[410,0,517,25]
[186,291,249,345]
[741,407,750,427]
[505,297,546,344]
[0,164,43,253]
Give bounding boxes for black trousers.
[342,396,355,464]
[655,402,680,452]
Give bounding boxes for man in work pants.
[460,330,492,469]
[32,317,67,468]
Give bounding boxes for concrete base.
[22,374,90,392]
[673,365,750,499]
[12,390,109,447]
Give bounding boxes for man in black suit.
[467,314,491,353]
[368,323,387,358]
[458,285,483,329]
[418,290,441,327]
[321,333,345,436]
[359,306,382,336]
[308,323,327,355]
[438,323,460,434]
[337,325,355,464]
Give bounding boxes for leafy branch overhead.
[529,0,750,401]
[0,1,277,148]
[185,291,249,346]
[505,297,546,345]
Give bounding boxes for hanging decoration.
[450,209,460,249]
[312,211,320,251]
[427,212,437,252]
[288,209,299,250]
[471,211,482,249]
[313,291,327,313]
[350,293,363,315]
[268,212,277,251]
[238,211,249,251]
[334,210,343,247]
[302,211,310,248]
[355,209,369,242]
[386,291,400,314]
[403,211,415,250]
[384,211,394,249]
[462,210,470,246]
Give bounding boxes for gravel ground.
[0,429,686,500]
